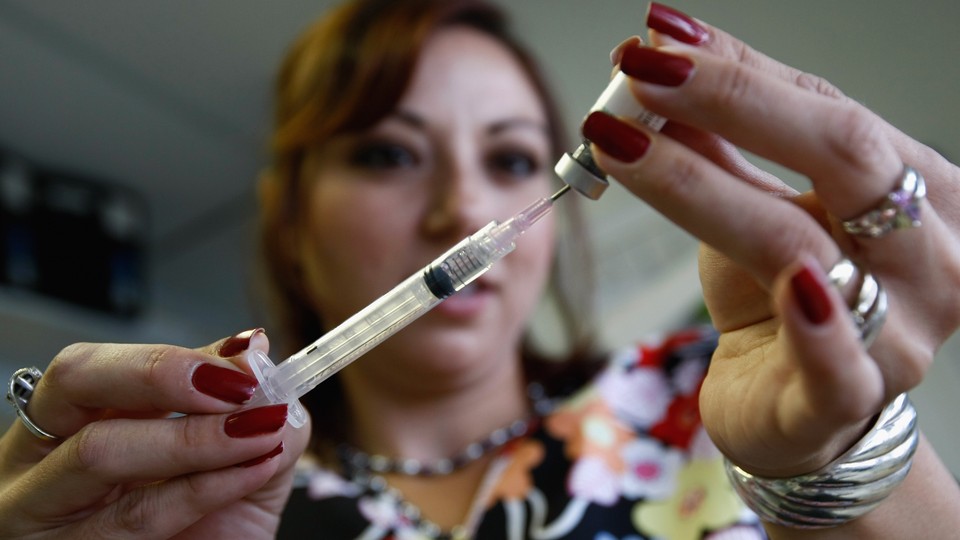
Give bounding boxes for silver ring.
[828,258,888,346]
[6,367,60,441]
[841,165,925,238]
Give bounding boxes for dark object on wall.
[0,151,148,316]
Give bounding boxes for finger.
[26,331,268,440]
[9,405,289,521]
[660,121,797,197]
[705,256,886,478]
[708,256,888,478]
[612,39,960,375]
[207,327,268,364]
[585,109,934,391]
[619,45,902,218]
[68,455,283,540]
[694,192,833,329]
[776,254,933,403]
[612,28,797,197]
[836,198,960,335]
[615,43,960,345]
[615,44,960,304]
[758,258,886,475]
[776,258,883,420]
[644,3,960,223]
[582,110,838,292]
[646,2,847,101]
[609,35,642,68]
[100,463,280,539]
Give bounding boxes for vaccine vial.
[555,71,666,199]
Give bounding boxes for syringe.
[243,65,671,426]
[245,185,571,427]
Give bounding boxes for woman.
[1,1,958,538]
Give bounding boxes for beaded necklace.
[334,383,557,538]
[336,415,538,477]
[336,382,555,477]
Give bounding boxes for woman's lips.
[432,279,494,319]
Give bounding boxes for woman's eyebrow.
[391,109,427,130]
[388,109,547,137]
[389,109,549,134]
[488,117,548,136]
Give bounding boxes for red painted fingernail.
[647,3,709,45]
[620,46,694,87]
[218,328,264,357]
[582,111,651,163]
[791,264,833,325]
[610,36,642,66]
[239,442,284,468]
[192,364,258,404]
[225,404,288,438]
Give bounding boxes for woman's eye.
[350,142,417,170]
[489,151,539,178]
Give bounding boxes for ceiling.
[1,0,959,349]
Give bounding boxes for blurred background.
[1,0,957,475]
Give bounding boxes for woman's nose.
[420,163,489,240]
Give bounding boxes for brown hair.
[258,0,602,449]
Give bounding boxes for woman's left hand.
[588,5,960,478]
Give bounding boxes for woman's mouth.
[432,279,494,319]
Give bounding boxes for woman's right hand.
[0,329,311,539]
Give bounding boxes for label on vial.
[591,71,667,132]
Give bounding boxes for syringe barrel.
[423,221,515,298]
[250,220,519,418]
[263,271,441,402]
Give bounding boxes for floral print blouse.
[278,327,768,539]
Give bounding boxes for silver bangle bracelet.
[724,393,919,529]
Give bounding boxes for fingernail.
[192,364,258,404]
[239,442,284,468]
[582,111,651,163]
[647,3,709,45]
[791,264,833,325]
[218,328,264,357]
[610,35,642,66]
[225,404,288,438]
[620,46,694,87]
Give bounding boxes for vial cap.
[554,149,608,200]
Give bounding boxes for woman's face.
[298,26,556,378]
